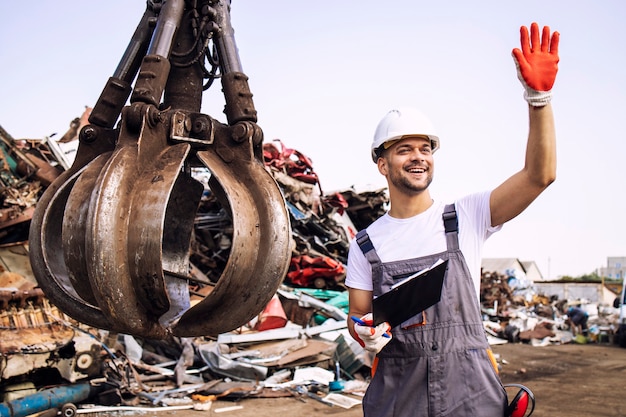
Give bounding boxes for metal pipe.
[213,0,243,74]
[112,7,158,83]
[147,0,185,58]
[0,383,92,417]
[89,7,157,128]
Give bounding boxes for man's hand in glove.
[352,313,392,353]
[512,22,560,106]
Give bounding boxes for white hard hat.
[371,107,440,162]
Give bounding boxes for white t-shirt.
[345,191,501,299]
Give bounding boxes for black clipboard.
[372,259,448,327]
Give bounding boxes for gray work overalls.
[357,204,507,417]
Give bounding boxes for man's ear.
[377,156,388,176]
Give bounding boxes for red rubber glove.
[512,22,560,106]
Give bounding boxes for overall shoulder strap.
[356,229,382,267]
[443,204,460,251]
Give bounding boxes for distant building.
[481,258,544,282]
[521,261,544,281]
[534,281,617,305]
[598,257,626,279]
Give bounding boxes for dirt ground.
[155,342,625,417]
[493,342,626,417]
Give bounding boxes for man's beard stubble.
[388,166,433,195]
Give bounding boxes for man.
[566,305,589,337]
[346,22,559,417]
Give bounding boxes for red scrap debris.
[286,255,346,289]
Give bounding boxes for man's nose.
[410,149,425,161]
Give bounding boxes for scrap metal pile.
[479,270,621,346]
[189,137,388,291]
[0,121,386,414]
[0,122,621,414]
[0,125,64,247]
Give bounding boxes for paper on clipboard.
[390,258,446,289]
[372,259,448,327]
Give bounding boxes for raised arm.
[490,22,560,227]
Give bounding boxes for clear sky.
[1,1,624,279]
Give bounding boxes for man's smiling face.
[378,136,434,195]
